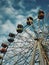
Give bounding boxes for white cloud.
[7,0,12,6]
[0,6,24,21]
[15,14,26,27]
[27,7,40,14]
[33,0,37,2]
[26,7,41,19]
[31,7,40,13]
[1,7,16,16]
[0,20,16,34]
[5,7,14,15]
[0,36,7,45]
[0,20,2,25]
[18,0,25,9]
[0,6,26,35]
[48,4,49,7]
[0,15,3,19]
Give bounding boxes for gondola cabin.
[38,10,44,19]
[8,38,14,43]
[9,33,15,38]
[0,48,7,53]
[1,43,8,48]
[34,38,39,41]
[27,17,33,25]
[0,55,3,59]
[17,24,23,33]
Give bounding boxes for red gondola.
[38,10,44,19]
[0,48,7,53]
[1,43,8,48]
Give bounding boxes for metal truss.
[0,10,49,65]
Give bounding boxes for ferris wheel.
[0,10,49,65]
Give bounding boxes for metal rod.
[30,41,37,65]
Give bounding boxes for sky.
[0,0,49,65]
[0,0,49,36]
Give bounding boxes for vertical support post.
[30,41,37,65]
[38,39,45,65]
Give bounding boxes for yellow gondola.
[0,55,3,59]
[27,17,33,25]
[38,10,44,19]
[16,24,23,33]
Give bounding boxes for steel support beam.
[30,41,37,65]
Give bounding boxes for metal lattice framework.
[0,10,49,65]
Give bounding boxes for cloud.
[33,0,36,2]
[16,15,26,25]
[30,7,40,13]
[1,7,15,16]
[0,15,3,19]
[18,0,25,9]
[0,20,2,25]
[27,7,40,14]
[26,7,40,19]
[0,5,41,39]
[0,36,7,43]
[0,7,25,27]
[0,20,16,35]
[48,5,49,7]
[4,7,14,15]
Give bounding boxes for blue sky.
[0,0,49,44]
[0,0,49,43]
